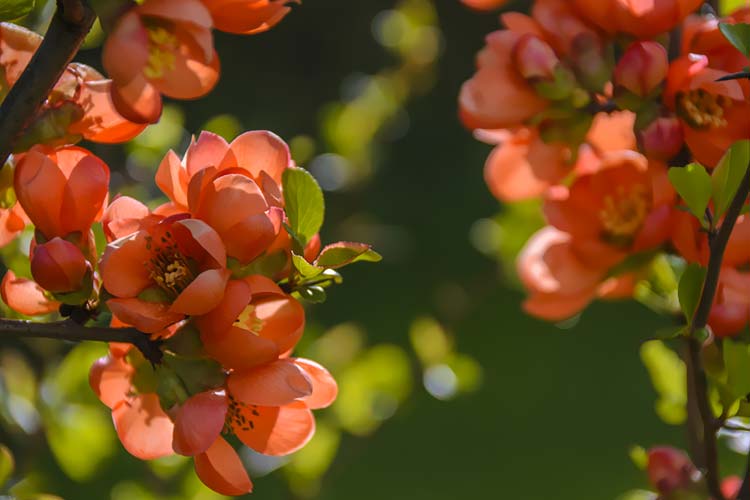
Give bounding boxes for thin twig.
[0,318,163,364]
[688,167,750,500]
[0,0,95,168]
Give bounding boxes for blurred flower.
[638,117,684,162]
[102,0,219,123]
[646,447,703,496]
[100,215,229,333]
[614,41,668,98]
[572,0,703,39]
[460,0,509,10]
[201,0,300,35]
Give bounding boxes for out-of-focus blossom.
[614,41,668,97]
[638,117,684,161]
[201,0,300,35]
[572,0,703,39]
[103,0,219,124]
[100,215,229,333]
[460,0,509,11]
[646,447,702,495]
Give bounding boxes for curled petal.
[228,130,291,184]
[112,393,175,460]
[194,436,253,496]
[89,355,134,409]
[170,268,230,315]
[100,231,152,298]
[107,298,184,334]
[1,270,59,316]
[173,390,228,456]
[293,358,338,409]
[228,359,312,406]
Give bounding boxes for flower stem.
[0,0,95,168]
[0,318,163,364]
[688,166,750,500]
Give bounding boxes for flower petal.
[100,231,152,298]
[228,359,312,406]
[232,400,314,456]
[293,358,337,409]
[194,436,253,496]
[1,270,59,316]
[173,390,228,456]
[112,393,175,460]
[170,268,230,315]
[89,355,134,409]
[228,130,290,185]
[107,297,184,334]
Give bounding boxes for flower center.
[224,394,260,434]
[599,184,649,243]
[145,231,195,298]
[143,23,178,79]
[675,89,732,130]
[235,305,265,334]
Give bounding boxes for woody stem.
[688,166,750,500]
[0,0,95,168]
[0,318,163,364]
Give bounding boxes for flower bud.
[615,41,668,97]
[647,447,701,495]
[569,32,613,93]
[638,117,684,161]
[30,237,88,293]
[513,35,559,82]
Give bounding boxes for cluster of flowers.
[459,0,750,334]
[0,1,377,496]
[646,446,742,499]
[1,130,368,495]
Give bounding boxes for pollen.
[143,25,178,79]
[146,232,195,298]
[676,89,732,130]
[599,184,649,242]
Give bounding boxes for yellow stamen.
[145,232,195,298]
[143,25,178,79]
[235,305,265,335]
[599,184,649,243]
[676,89,732,130]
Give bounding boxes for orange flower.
[172,357,336,495]
[101,196,165,243]
[156,130,289,263]
[195,275,305,369]
[646,447,700,495]
[89,349,176,460]
[200,0,300,35]
[102,0,219,124]
[0,204,27,249]
[459,27,548,129]
[682,8,750,74]
[99,215,230,333]
[614,41,668,97]
[571,0,703,39]
[1,24,145,147]
[544,150,674,269]
[1,270,59,316]
[517,226,636,320]
[14,146,109,240]
[664,54,750,167]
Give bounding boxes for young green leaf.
[640,340,687,425]
[292,254,324,278]
[0,0,34,21]
[668,163,712,221]
[711,140,750,218]
[719,22,750,57]
[0,445,13,489]
[678,263,706,322]
[282,167,324,247]
[315,242,383,269]
[723,339,750,399]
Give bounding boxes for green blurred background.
[1,0,729,498]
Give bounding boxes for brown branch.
[0,0,95,168]
[0,318,163,364]
[687,167,750,500]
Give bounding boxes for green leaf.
[668,163,712,220]
[315,242,382,269]
[711,140,750,218]
[722,0,749,15]
[654,326,685,340]
[282,167,324,247]
[719,22,750,57]
[678,264,706,322]
[0,445,14,489]
[292,254,323,278]
[640,340,687,425]
[0,0,34,21]
[724,339,750,399]
[297,285,327,303]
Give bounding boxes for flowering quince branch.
[0,0,94,167]
[0,317,163,364]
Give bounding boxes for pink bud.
[513,34,559,81]
[30,237,88,293]
[638,117,684,161]
[647,447,700,495]
[615,41,668,97]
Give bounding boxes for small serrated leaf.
[0,0,34,22]
[315,242,382,269]
[711,140,750,218]
[282,167,324,247]
[292,254,323,278]
[719,22,750,57]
